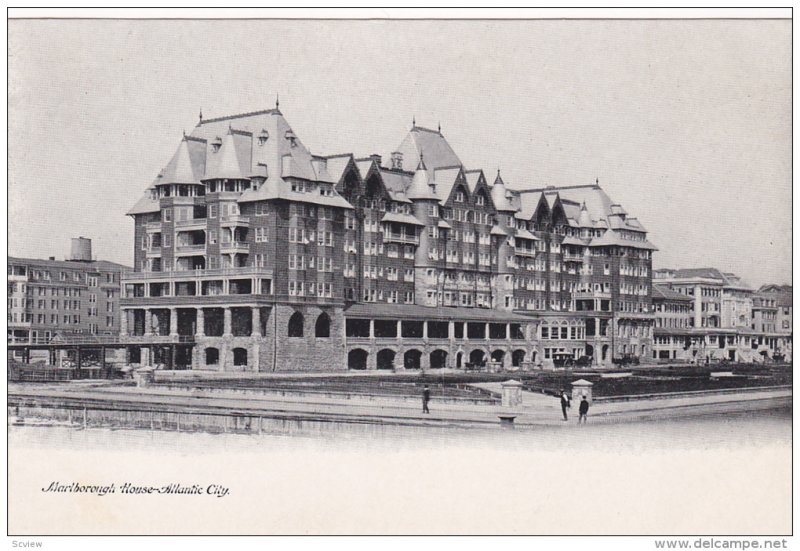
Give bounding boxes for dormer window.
[476,193,485,206]
[211,136,222,153]
[455,190,465,203]
[258,129,270,146]
[285,129,297,147]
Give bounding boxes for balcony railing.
[123,266,273,281]
[383,232,419,245]
[563,252,584,262]
[574,290,611,298]
[175,218,208,229]
[146,247,162,257]
[220,241,250,253]
[144,222,162,232]
[514,247,536,258]
[175,244,207,255]
[122,335,195,344]
[220,215,251,227]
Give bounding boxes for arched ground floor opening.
[430,349,448,369]
[404,349,422,370]
[377,348,396,370]
[348,349,368,370]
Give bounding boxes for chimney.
[390,151,403,170]
[48,256,55,261]
[370,154,383,166]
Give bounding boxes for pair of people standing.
[560,390,589,423]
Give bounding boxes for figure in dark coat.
[422,385,431,414]
[560,390,571,421]
[578,396,589,424]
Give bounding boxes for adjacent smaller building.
[7,238,130,346]
[652,269,791,363]
[651,284,693,361]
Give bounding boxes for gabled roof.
[239,175,353,209]
[381,212,424,226]
[517,191,545,220]
[127,192,160,215]
[133,108,364,211]
[323,154,356,184]
[8,256,131,271]
[377,168,413,203]
[355,158,375,180]
[652,285,693,302]
[464,169,483,193]
[589,230,658,250]
[434,166,466,206]
[518,184,648,233]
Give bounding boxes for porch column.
[144,309,153,336]
[169,308,178,337]
[120,309,128,336]
[252,307,261,337]
[223,307,232,337]
[196,308,205,337]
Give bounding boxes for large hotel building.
[121,106,657,371]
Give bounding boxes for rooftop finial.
[276,94,280,111]
[417,149,426,170]
[596,177,599,185]
[199,108,203,122]
[183,129,186,139]
[412,115,416,128]
[438,121,441,134]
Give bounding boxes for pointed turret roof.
[204,128,250,180]
[578,201,592,227]
[491,171,515,212]
[159,136,206,185]
[406,154,438,201]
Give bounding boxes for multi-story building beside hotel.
[757,284,792,334]
[121,105,657,371]
[653,268,791,363]
[7,238,129,345]
[651,284,693,361]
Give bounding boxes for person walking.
[559,389,571,421]
[422,385,431,414]
[578,395,589,424]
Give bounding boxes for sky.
[8,18,792,287]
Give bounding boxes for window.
[455,190,465,202]
[288,312,304,337]
[209,204,218,218]
[255,227,268,242]
[163,208,172,222]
